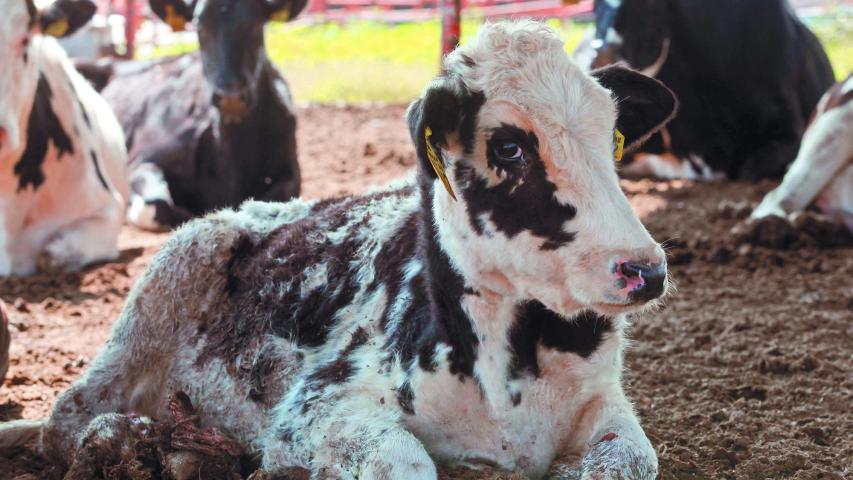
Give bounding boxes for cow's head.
[407,21,677,316]
[0,0,95,153]
[149,0,306,123]
[590,0,671,75]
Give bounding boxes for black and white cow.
[102,0,306,230]
[0,0,128,276]
[0,300,9,385]
[586,0,836,180]
[750,73,853,230]
[1,22,678,479]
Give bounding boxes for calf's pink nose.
[615,259,667,303]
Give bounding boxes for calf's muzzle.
[616,259,667,303]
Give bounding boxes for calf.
[6,22,677,479]
[0,0,128,276]
[586,0,835,180]
[104,0,306,230]
[751,74,853,231]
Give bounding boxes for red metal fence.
[94,0,593,56]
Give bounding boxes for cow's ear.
[264,0,308,21]
[406,75,484,198]
[592,65,678,152]
[149,0,197,32]
[39,0,96,38]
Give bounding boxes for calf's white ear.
[39,0,96,37]
[592,65,679,153]
[149,0,198,32]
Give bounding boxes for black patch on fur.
[407,74,486,178]
[15,74,74,191]
[508,303,613,379]
[89,149,109,190]
[460,127,577,250]
[309,327,369,386]
[396,379,415,415]
[203,188,411,367]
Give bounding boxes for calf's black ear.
[149,0,198,31]
[406,75,485,182]
[264,0,308,21]
[39,0,96,37]
[591,65,678,152]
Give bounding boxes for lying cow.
[750,74,853,232]
[0,300,8,385]
[101,0,306,230]
[0,0,128,276]
[1,21,677,479]
[586,0,835,180]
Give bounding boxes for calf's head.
[0,0,95,153]
[408,21,677,316]
[150,0,306,123]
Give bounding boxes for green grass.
[146,14,851,104]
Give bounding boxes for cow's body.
[0,2,128,276]
[102,0,305,231]
[105,52,299,229]
[5,22,677,479]
[751,74,853,230]
[586,0,836,180]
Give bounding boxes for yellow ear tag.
[270,5,291,22]
[165,5,188,32]
[424,126,457,201]
[45,18,69,37]
[614,129,625,162]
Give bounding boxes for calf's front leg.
[550,398,657,480]
[261,383,437,480]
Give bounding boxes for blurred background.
[66,0,853,104]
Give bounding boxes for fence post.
[440,0,461,58]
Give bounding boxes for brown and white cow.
[0,22,676,479]
[0,0,128,276]
[750,74,853,231]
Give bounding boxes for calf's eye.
[493,141,525,162]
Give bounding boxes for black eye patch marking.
[485,124,540,176]
[459,124,576,250]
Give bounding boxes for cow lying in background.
[585,0,835,180]
[750,74,853,232]
[0,22,677,479]
[99,0,306,230]
[0,301,9,385]
[0,0,128,276]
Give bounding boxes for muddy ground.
[1,105,851,479]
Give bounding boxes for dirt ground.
[1,105,851,479]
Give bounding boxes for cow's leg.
[550,396,657,480]
[127,163,192,230]
[40,332,169,469]
[751,107,853,219]
[260,385,437,480]
[37,202,123,272]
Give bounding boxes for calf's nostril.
[619,262,646,279]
